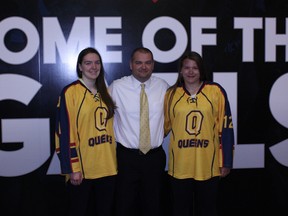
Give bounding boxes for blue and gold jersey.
[55,80,117,180]
[164,81,234,180]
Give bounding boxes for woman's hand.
[69,172,83,185]
[220,167,231,178]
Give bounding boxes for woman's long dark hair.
[76,47,116,119]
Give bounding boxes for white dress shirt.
[108,75,169,149]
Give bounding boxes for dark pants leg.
[195,177,219,216]
[67,179,90,216]
[116,144,166,216]
[170,177,194,216]
[170,176,219,216]
[68,176,116,216]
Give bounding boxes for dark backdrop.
[0,0,287,215]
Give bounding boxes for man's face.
[130,51,154,83]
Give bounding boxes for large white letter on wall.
[214,72,265,168]
[269,73,288,166]
[0,74,50,177]
[0,17,39,64]
[142,16,187,63]
[43,17,91,64]
[191,17,217,56]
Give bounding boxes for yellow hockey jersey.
[164,81,234,180]
[55,80,117,180]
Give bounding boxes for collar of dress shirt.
[130,75,152,89]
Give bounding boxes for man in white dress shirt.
[108,47,169,216]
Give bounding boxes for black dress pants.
[115,143,166,216]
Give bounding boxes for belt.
[117,142,162,155]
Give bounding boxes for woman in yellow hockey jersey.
[164,51,234,216]
[55,47,117,216]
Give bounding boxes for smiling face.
[130,51,154,83]
[78,53,101,82]
[181,58,201,86]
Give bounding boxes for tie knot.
[141,83,145,89]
